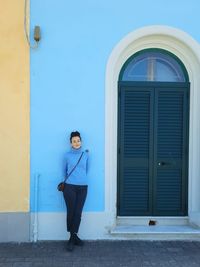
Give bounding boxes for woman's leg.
[63,184,76,233]
[72,185,88,234]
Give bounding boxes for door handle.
[158,162,166,166]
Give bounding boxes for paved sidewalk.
[0,241,200,267]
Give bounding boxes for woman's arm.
[86,151,89,174]
[62,153,68,178]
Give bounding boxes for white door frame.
[105,25,200,227]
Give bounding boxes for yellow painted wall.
[0,0,29,211]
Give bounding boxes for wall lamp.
[24,0,41,49]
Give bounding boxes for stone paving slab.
[0,241,200,267]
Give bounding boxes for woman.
[63,131,89,252]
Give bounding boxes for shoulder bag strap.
[63,152,84,183]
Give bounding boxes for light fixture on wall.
[34,26,41,42]
[24,0,41,49]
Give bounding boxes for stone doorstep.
[110,225,200,240]
[116,216,190,226]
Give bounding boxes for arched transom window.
[119,49,188,82]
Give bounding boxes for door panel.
[153,88,188,215]
[118,85,189,216]
[118,88,154,216]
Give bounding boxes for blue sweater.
[64,147,89,185]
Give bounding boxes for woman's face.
[71,136,81,149]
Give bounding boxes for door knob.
[158,162,165,166]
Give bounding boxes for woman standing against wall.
[63,131,89,252]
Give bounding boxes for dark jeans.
[63,183,88,234]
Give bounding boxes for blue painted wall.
[30,0,200,212]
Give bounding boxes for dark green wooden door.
[118,82,189,216]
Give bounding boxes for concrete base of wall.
[0,212,30,242]
[28,212,200,241]
[30,212,114,241]
[2,212,199,242]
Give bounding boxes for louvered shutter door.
[118,87,154,216]
[118,85,188,216]
[153,88,188,215]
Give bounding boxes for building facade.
[1,0,200,241]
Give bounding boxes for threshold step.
[117,216,189,226]
[110,225,200,240]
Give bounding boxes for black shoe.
[73,234,84,246]
[67,238,74,252]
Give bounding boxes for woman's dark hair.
[70,131,81,142]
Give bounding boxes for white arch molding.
[105,25,200,227]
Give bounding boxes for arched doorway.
[117,49,190,216]
[105,26,200,229]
